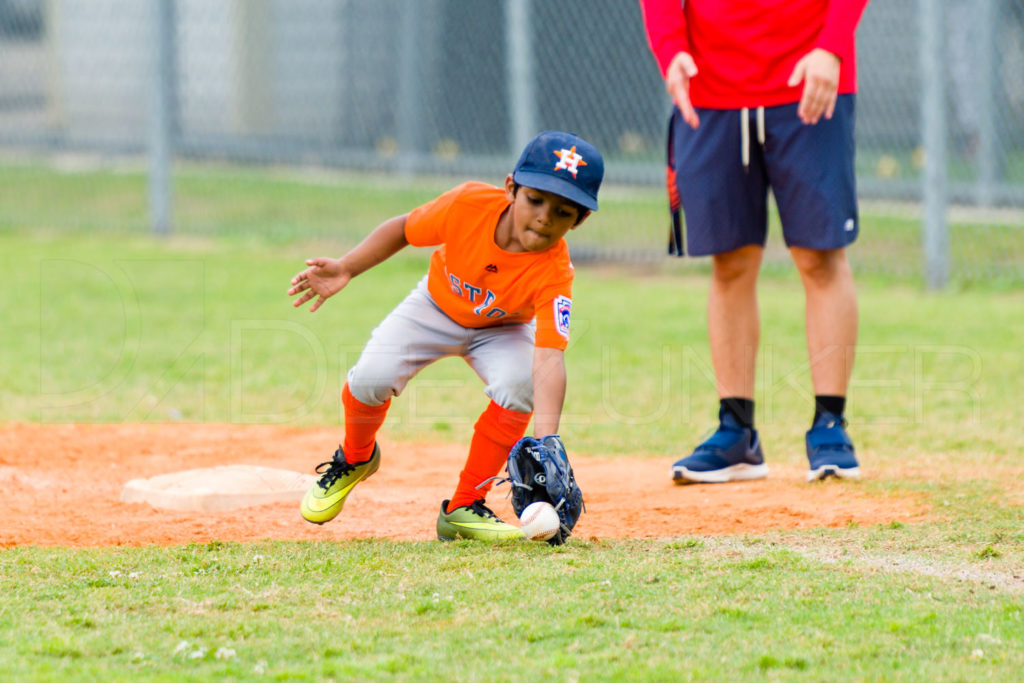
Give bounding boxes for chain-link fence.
[1,0,1022,284]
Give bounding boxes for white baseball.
[519,501,560,541]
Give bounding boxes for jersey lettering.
[446,275,506,319]
[473,289,496,315]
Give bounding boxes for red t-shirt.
[640,0,869,109]
[404,182,575,350]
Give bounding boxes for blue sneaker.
[806,412,860,481]
[672,409,768,484]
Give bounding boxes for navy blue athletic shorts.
[666,95,858,257]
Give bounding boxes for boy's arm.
[532,346,566,437]
[289,214,409,312]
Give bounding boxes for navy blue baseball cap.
[512,131,604,211]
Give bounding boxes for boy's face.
[503,175,590,253]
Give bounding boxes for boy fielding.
[288,131,603,541]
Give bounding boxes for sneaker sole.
[672,462,769,484]
[436,532,524,542]
[435,523,524,542]
[806,465,860,482]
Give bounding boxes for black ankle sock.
[720,397,755,429]
[814,395,846,423]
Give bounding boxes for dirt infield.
[0,423,929,548]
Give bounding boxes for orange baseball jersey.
[404,181,574,350]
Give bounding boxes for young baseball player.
[288,130,603,541]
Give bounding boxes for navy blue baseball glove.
[504,435,584,545]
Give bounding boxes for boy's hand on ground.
[288,257,351,312]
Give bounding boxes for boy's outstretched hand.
[289,257,351,312]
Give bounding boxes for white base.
[122,465,316,512]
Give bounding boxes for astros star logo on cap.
[553,146,588,178]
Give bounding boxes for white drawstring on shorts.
[740,106,766,171]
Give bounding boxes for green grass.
[1,539,1021,681]
[2,161,1023,680]
[857,145,1024,186]
[3,159,1022,283]
[2,230,1021,462]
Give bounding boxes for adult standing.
[640,0,870,483]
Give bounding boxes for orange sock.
[446,401,531,513]
[342,383,390,464]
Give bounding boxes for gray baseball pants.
[346,277,536,413]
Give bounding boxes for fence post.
[976,0,998,207]
[148,0,175,236]
[920,0,948,289]
[232,0,272,136]
[505,0,536,153]
[397,0,441,174]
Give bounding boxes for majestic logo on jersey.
[485,264,498,273]
[553,146,588,178]
[554,295,572,339]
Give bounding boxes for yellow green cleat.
[436,499,524,541]
[300,443,381,524]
